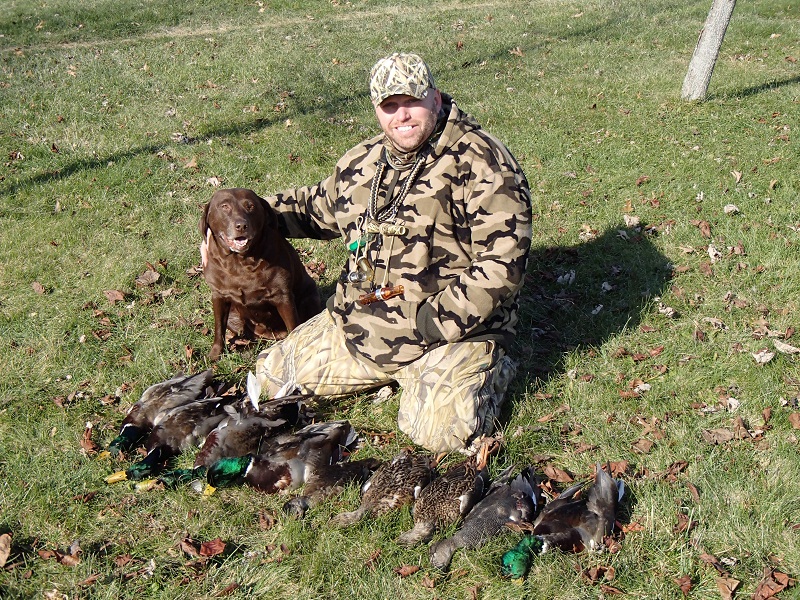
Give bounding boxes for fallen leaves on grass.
[542,465,574,483]
[674,574,693,596]
[364,549,381,572]
[394,564,420,577]
[690,220,712,238]
[0,533,11,567]
[103,289,126,304]
[80,421,100,455]
[752,349,776,365]
[752,568,795,599]
[179,536,226,559]
[135,267,160,287]
[773,339,800,354]
[788,413,800,429]
[716,575,741,600]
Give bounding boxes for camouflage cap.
[369,52,435,106]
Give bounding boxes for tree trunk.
[681,0,737,101]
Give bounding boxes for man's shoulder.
[337,134,384,167]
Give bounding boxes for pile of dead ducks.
[103,371,625,578]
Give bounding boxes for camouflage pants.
[255,310,517,453]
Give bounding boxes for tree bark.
[681,0,737,101]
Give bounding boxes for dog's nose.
[234,221,248,233]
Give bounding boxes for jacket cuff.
[416,302,445,344]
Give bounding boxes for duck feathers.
[206,420,357,494]
[396,457,489,547]
[429,467,539,571]
[532,462,624,553]
[108,370,213,455]
[331,449,433,527]
[193,395,310,469]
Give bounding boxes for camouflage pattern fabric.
[255,310,516,452]
[369,52,435,105]
[267,94,532,374]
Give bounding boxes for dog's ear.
[199,202,211,236]
[255,193,278,229]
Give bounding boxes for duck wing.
[109,370,213,454]
[429,468,537,571]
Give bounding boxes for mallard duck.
[500,462,625,579]
[106,370,214,455]
[282,457,384,518]
[396,455,489,547]
[205,420,357,494]
[193,373,310,470]
[330,449,433,527]
[107,395,234,482]
[429,466,539,571]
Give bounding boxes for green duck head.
[107,424,148,455]
[207,456,253,488]
[157,466,206,488]
[501,535,544,579]
[125,446,167,481]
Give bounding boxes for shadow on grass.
[508,224,672,394]
[0,90,368,196]
[710,74,800,101]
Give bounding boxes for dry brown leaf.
[632,438,654,453]
[789,413,800,429]
[200,538,226,557]
[686,481,701,503]
[542,465,574,483]
[702,428,735,445]
[699,552,728,575]
[80,422,100,454]
[716,575,740,600]
[179,538,200,557]
[258,511,276,530]
[0,533,11,568]
[365,549,381,572]
[674,512,697,534]
[32,281,46,294]
[393,564,420,577]
[103,289,126,304]
[773,339,800,354]
[421,574,436,588]
[752,568,795,600]
[674,575,692,596]
[79,574,100,587]
[135,269,160,287]
[214,583,240,597]
[537,404,569,422]
[690,219,712,238]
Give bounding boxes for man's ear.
[433,89,443,113]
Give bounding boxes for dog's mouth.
[220,233,251,253]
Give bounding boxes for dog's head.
[200,188,277,255]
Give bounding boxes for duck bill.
[105,470,128,484]
[134,479,158,492]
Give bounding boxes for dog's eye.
[220,203,230,212]
[243,202,255,212]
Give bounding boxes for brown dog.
[199,188,322,360]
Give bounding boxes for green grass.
[2,0,800,598]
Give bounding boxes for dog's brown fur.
[199,188,322,360]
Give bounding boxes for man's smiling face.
[375,90,442,153]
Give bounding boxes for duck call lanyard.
[348,148,426,302]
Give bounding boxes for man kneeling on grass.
[254,52,532,453]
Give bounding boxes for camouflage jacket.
[267,95,532,372]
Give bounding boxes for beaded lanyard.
[349,148,427,289]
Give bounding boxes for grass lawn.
[1,0,799,598]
